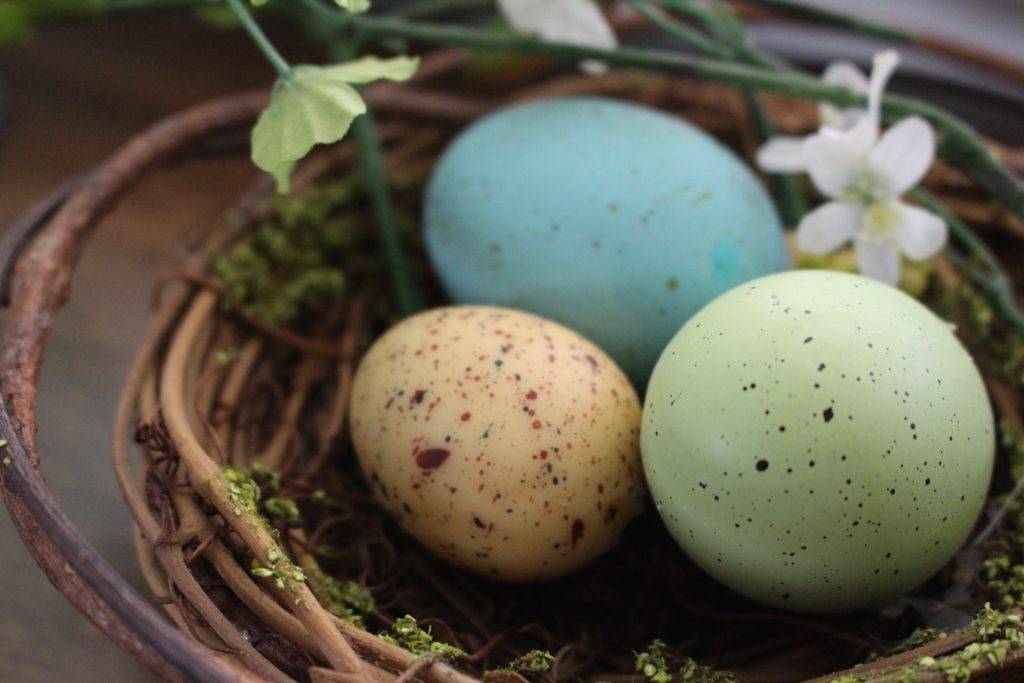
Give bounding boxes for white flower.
[756,59,870,171]
[497,0,617,74]
[757,51,948,286]
[818,61,870,130]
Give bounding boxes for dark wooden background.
[0,14,288,681]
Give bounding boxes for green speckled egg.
[641,270,994,612]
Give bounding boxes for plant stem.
[629,1,728,58]
[740,0,916,44]
[301,10,1024,227]
[743,93,807,225]
[911,187,1024,334]
[321,36,423,318]
[396,0,496,21]
[0,70,8,142]
[351,110,424,317]
[224,0,293,80]
[632,0,807,225]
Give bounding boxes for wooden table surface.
[0,14,289,681]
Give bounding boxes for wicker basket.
[3,43,1024,683]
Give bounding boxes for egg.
[349,306,645,581]
[641,271,994,612]
[424,97,788,384]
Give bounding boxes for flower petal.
[756,136,808,173]
[822,61,870,91]
[865,50,899,132]
[802,129,865,198]
[894,202,948,260]
[854,235,901,286]
[820,104,867,131]
[498,0,617,48]
[870,117,936,195]
[820,62,869,130]
[795,201,862,253]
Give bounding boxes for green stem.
[911,187,1024,334]
[634,1,806,225]
[106,0,206,10]
[303,10,1024,227]
[351,110,424,317]
[629,1,728,58]
[741,0,916,44]
[651,0,783,69]
[0,69,8,141]
[743,93,807,225]
[325,39,423,317]
[396,0,496,21]
[224,0,292,79]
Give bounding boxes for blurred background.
[0,1,1021,680]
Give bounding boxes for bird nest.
[4,48,1024,683]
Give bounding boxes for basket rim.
[0,47,488,681]
[0,92,270,683]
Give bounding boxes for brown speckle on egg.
[350,305,645,581]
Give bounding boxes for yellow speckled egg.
[349,305,645,581]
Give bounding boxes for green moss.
[251,545,306,597]
[635,640,737,683]
[264,497,300,522]
[378,615,465,661]
[309,568,375,628]
[212,182,363,327]
[636,639,673,683]
[792,245,932,298]
[867,628,946,662]
[879,604,1024,682]
[221,464,283,535]
[484,650,555,679]
[223,466,264,519]
[935,281,1024,391]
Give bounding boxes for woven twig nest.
[4,48,1024,683]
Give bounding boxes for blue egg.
[424,97,788,383]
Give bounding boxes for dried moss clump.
[213,183,363,327]
[251,545,306,592]
[867,628,947,662]
[483,650,555,680]
[909,605,1024,681]
[635,640,737,683]
[309,568,375,628]
[379,615,465,661]
[936,281,1024,391]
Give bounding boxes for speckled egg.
[349,305,645,581]
[424,97,788,384]
[641,271,994,612]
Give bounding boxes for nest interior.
[8,49,1024,683]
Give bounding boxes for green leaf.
[336,0,370,12]
[0,2,33,45]
[193,4,242,28]
[251,56,419,192]
[324,55,420,84]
